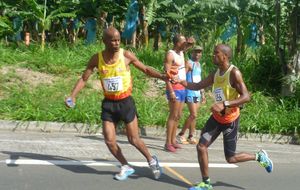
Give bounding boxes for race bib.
[193,75,201,83]
[213,88,225,102]
[103,76,123,92]
[178,66,186,80]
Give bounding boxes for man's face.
[213,46,224,65]
[192,50,202,61]
[104,31,120,52]
[177,36,187,50]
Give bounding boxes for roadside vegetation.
[0,0,299,139]
[0,41,299,138]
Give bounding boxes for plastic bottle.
[66,97,75,108]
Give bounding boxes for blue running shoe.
[257,149,273,173]
[149,155,163,180]
[188,182,213,190]
[114,165,135,181]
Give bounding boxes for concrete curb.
[0,120,99,134]
[0,120,298,144]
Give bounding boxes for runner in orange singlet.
[66,27,168,181]
[179,44,273,190]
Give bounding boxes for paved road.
[0,131,299,190]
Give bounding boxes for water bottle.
[66,97,75,108]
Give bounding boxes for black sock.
[202,177,210,184]
[178,132,184,136]
[188,134,193,139]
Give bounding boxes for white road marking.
[2,159,238,168]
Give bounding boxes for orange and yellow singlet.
[212,65,240,124]
[98,48,132,100]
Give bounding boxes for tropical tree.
[0,16,13,39]
[137,0,171,48]
[277,0,300,97]
[2,0,76,50]
[0,1,21,41]
[24,0,76,51]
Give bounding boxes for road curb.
[0,120,298,144]
[0,120,99,134]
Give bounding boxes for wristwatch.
[223,101,230,108]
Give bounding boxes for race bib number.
[213,88,225,102]
[193,75,201,83]
[103,77,123,92]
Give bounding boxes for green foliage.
[0,77,102,125]
[0,16,13,36]
[0,0,299,136]
[0,40,103,75]
[1,43,299,136]
[241,92,299,135]
[134,47,165,69]
[234,44,283,94]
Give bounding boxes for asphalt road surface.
[0,131,299,190]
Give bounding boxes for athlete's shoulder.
[90,53,99,65]
[229,65,244,86]
[84,53,99,71]
[123,49,137,60]
[230,65,242,76]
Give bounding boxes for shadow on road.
[1,151,189,188]
[77,135,166,151]
[213,181,245,189]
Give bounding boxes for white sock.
[149,158,157,165]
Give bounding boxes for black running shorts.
[101,96,137,124]
[199,115,240,158]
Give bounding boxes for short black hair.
[218,44,232,60]
[172,34,184,45]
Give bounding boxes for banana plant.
[0,2,15,38]
[23,0,76,51]
[0,16,13,37]
[137,0,171,47]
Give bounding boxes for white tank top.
[168,50,186,80]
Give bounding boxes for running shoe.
[188,182,213,190]
[149,155,163,180]
[176,135,189,144]
[165,144,176,152]
[257,149,273,173]
[114,165,135,181]
[188,137,198,144]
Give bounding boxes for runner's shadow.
[1,151,189,188]
[212,181,245,189]
[1,151,115,176]
[131,166,190,188]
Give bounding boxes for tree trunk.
[153,24,161,51]
[259,25,265,45]
[41,29,45,51]
[132,30,136,48]
[143,21,149,47]
[139,4,148,47]
[275,0,281,56]
[290,0,298,55]
[236,16,242,55]
[279,0,300,97]
[25,32,30,46]
[97,11,108,42]
[294,50,300,78]
[281,50,300,96]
